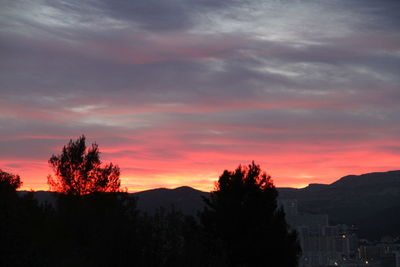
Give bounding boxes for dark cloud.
[42,0,242,32]
[337,0,400,31]
[0,138,60,160]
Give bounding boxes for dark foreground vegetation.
[0,136,300,267]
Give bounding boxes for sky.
[1,0,400,192]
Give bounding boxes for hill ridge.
[17,170,400,238]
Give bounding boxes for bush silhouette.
[0,169,22,192]
[1,148,302,266]
[47,192,138,266]
[0,170,46,266]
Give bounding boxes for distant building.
[281,199,358,267]
[359,241,400,267]
[281,199,400,267]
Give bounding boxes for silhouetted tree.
[201,162,301,267]
[0,169,22,192]
[44,136,144,266]
[47,135,120,195]
[0,170,46,266]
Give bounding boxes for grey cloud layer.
[0,0,399,163]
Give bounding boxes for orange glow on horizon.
[3,127,400,193]
[11,147,400,193]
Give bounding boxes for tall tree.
[48,135,120,195]
[46,136,140,266]
[201,162,301,267]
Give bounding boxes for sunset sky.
[1,0,400,192]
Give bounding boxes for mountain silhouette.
[279,170,400,239]
[19,170,400,239]
[135,186,209,215]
